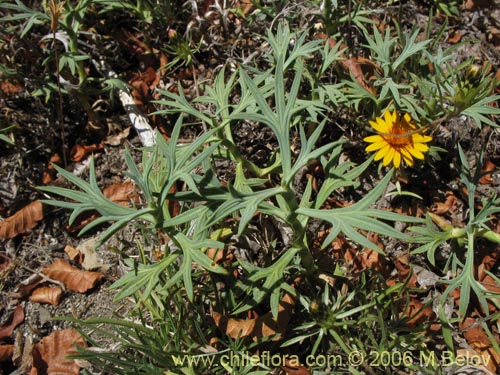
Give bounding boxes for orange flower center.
[383,123,413,147]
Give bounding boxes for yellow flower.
[364,110,432,168]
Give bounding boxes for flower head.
[364,110,432,168]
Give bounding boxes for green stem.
[280,189,315,273]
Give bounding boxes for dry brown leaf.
[456,349,496,375]
[464,0,495,10]
[69,143,104,162]
[431,191,457,215]
[30,329,86,375]
[281,358,311,375]
[0,200,44,239]
[42,154,62,184]
[391,254,418,288]
[212,293,295,341]
[29,286,63,306]
[234,0,254,16]
[42,259,103,293]
[0,253,12,271]
[0,344,14,362]
[104,127,130,146]
[489,27,500,47]
[0,305,24,340]
[479,160,496,184]
[401,298,435,327]
[460,318,500,373]
[0,79,23,95]
[165,184,180,217]
[68,182,138,232]
[448,31,462,44]
[479,275,500,314]
[102,181,138,206]
[317,33,377,95]
[360,233,388,274]
[66,238,107,271]
[206,247,234,265]
[64,245,83,263]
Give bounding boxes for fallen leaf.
[207,247,234,265]
[489,27,500,47]
[479,160,496,184]
[0,253,12,270]
[70,143,104,162]
[65,238,107,271]
[64,245,83,263]
[460,318,500,373]
[447,31,462,44]
[461,318,490,348]
[0,79,23,95]
[42,259,102,293]
[479,275,500,314]
[361,233,388,274]
[402,299,435,327]
[16,274,44,299]
[464,0,495,10]
[0,305,25,340]
[456,348,496,375]
[102,182,138,206]
[0,344,14,362]
[234,0,254,16]
[30,329,86,375]
[15,331,33,374]
[431,191,457,215]
[0,201,44,239]
[166,184,180,217]
[67,181,138,232]
[317,33,378,94]
[104,127,130,146]
[29,286,63,306]
[42,154,62,184]
[212,293,295,341]
[391,254,418,288]
[281,358,311,375]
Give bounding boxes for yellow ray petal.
[384,110,396,125]
[374,117,390,133]
[403,155,414,166]
[365,140,388,152]
[406,146,425,160]
[412,134,432,143]
[364,135,384,143]
[393,150,402,168]
[374,144,391,161]
[400,147,413,161]
[383,147,395,166]
[413,142,430,152]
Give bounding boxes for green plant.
[410,145,500,316]
[0,124,14,145]
[0,0,92,89]
[39,24,425,373]
[318,14,500,131]
[321,0,375,38]
[284,270,441,374]
[434,0,460,17]
[162,30,202,73]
